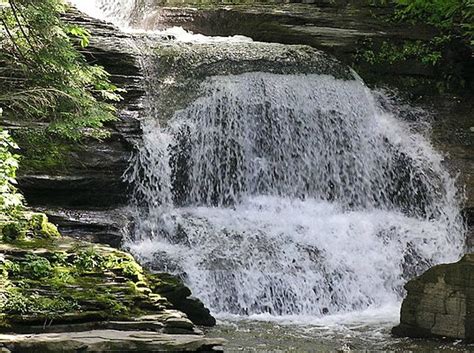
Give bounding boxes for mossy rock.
[26,213,60,238]
[0,223,26,242]
[0,236,216,333]
[0,212,59,242]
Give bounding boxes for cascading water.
[71,0,466,321]
[127,71,465,317]
[69,0,138,28]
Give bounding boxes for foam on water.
[215,301,400,329]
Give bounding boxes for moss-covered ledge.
[0,234,215,331]
[0,220,221,351]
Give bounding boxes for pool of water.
[204,307,473,352]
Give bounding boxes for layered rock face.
[9,10,144,247]
[128,1,472,83]
[392,254,474,342]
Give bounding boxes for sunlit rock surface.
[0,235,219,351]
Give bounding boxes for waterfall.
[72,1,466,319]
[126,71,465,317]
[68,0,138,28]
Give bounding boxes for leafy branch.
[0,0,123,140]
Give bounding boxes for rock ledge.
[0,329,224,352]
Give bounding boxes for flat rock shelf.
[0,330,225,352]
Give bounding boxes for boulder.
[392,254,474,342]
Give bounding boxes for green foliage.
[0,0,122,140]
[67,25,91,48]
[394,0,473,41]
[0,122,22,220]
[74,247,105,272]
[358,1,472,90]
[1,290,31,314]
[1,289,78,316]
[21,254,53,279]
[357,39,443,66]
[0,109,30,241]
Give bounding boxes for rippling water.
[206,317,473,352]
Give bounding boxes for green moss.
[0,222,26,242]
[12,128,73,173]
[0,237,185,330]
[27,213,60,238]
[1,212,60,243]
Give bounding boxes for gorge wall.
[10,10,143,248]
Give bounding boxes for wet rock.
[392,254,474,342]
[137,39,354,125]
[464,207,474,252]
[132,3,440,76]
[35,207,133,247]
[150,273,217,327]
